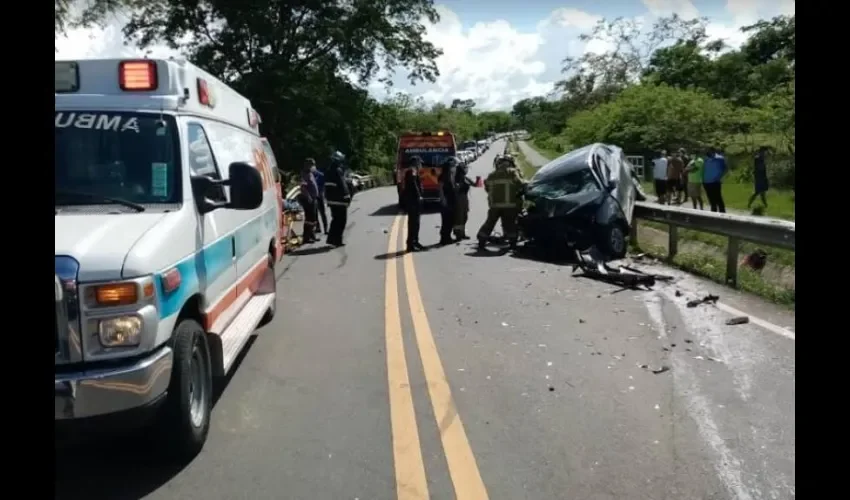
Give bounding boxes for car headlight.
[98,316,143,347]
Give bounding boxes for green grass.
[529,138,564,162]
[508,141,539,178]
[633,242,795,308]
[639,181,795,221]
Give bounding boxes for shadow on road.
[370,204,401,216]
[370,204,443,216]
[287,245,335,256]
[55,337,258,500]
[374,249,409,260]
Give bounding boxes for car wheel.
[159,319,212,461]
[600,223,627,259]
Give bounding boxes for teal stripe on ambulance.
[155,209,276,319]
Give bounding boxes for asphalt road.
[55,140,795,500]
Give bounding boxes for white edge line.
[715,302,795,340]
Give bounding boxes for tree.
[122,0,444,171]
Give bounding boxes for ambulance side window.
[187,123,226,202]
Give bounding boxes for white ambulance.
[55,58,282,457]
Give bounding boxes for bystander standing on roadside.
[702,147,727,213]
[668,151,685,204]
[652,150,669,204]
[311,160,329,234]
[678,148,691,204]
[684,151,704,210]
[747,146,769,209]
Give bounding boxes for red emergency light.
[119,60,157,91]
[197,78,215,107]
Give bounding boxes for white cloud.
[55,1,794,112]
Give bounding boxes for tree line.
[54,0,515,185]
[510,13,795,188]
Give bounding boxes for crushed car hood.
[527,190,603,218]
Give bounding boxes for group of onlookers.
[651,146,770,213]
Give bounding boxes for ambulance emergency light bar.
[404,131,447,136]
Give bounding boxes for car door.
[185,121,238,329]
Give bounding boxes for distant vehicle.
[459,140,479,159]
[518,143,647,259]
[395,131,458,206]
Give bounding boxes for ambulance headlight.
[98,316,143,347]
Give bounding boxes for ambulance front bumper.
[54,345,173,420]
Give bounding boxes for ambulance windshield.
[54,111,181,207]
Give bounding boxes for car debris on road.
[570,250,674,290]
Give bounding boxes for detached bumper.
[55,346,173,420]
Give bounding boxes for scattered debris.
[687,294,719,308]
[684,339,693,344]
[548,386,555,392]
[382,228,388,234]
[741,249,768,270]
[579,318,586,323]
[547,361,553,367]
[654,404,660,410]
[675,290,682,297]
[457,368,465,372]
[726,316,750,325]
[651,366,670,375]
[571,251,674,290]
[501,322,509,327]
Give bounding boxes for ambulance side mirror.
[225,162,263,211]
[191,162,263,215]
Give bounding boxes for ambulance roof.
[55,58,262,135]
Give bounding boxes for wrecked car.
[518,143,647,259]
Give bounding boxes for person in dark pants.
[311,160,329,233]
[401,156,425,252]
[438,156,459,245]
[324,151,351,247]
[748,146,769,209]
[702,147,727,213]
[453,160,474,240]
[297,162,320,243]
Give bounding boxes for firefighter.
[324,150,351,247]
[297,160,320,243]
[401,156,426,252]
[453,157,474,240]
[477,154,526,251]
[438,156,459,245]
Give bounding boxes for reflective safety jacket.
[324,163,351,206]
[484,167,524,209]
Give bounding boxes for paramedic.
[298,161,320,243]
[438,156,459,245]
[401,156,426,252]
[477,155,525,251]
[324,151,351,247]
[453,158,474,240]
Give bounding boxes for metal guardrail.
[631,202,795,287]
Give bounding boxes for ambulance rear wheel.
[159,319,212,461]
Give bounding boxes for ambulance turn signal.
[119,60,158,91]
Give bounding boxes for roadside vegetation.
[509,12,794,307]
[55,0,515,188]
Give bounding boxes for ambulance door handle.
[231,237,236,258]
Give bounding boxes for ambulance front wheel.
[159,318,212,461]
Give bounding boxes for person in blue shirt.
[702,147,727,213]
[311,160,329,234]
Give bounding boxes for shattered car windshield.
[528,168,600,198]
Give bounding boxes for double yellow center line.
[383,215,489,500]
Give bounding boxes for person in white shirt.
[652,150,669,204]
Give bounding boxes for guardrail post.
[726,237,740,288]
[668,225,678,259]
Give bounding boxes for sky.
[55,0,795,111]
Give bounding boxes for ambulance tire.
[258,253,277,327]
[159,319,212,461]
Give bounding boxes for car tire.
[159,319,212,461]
[599,223,628,259]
